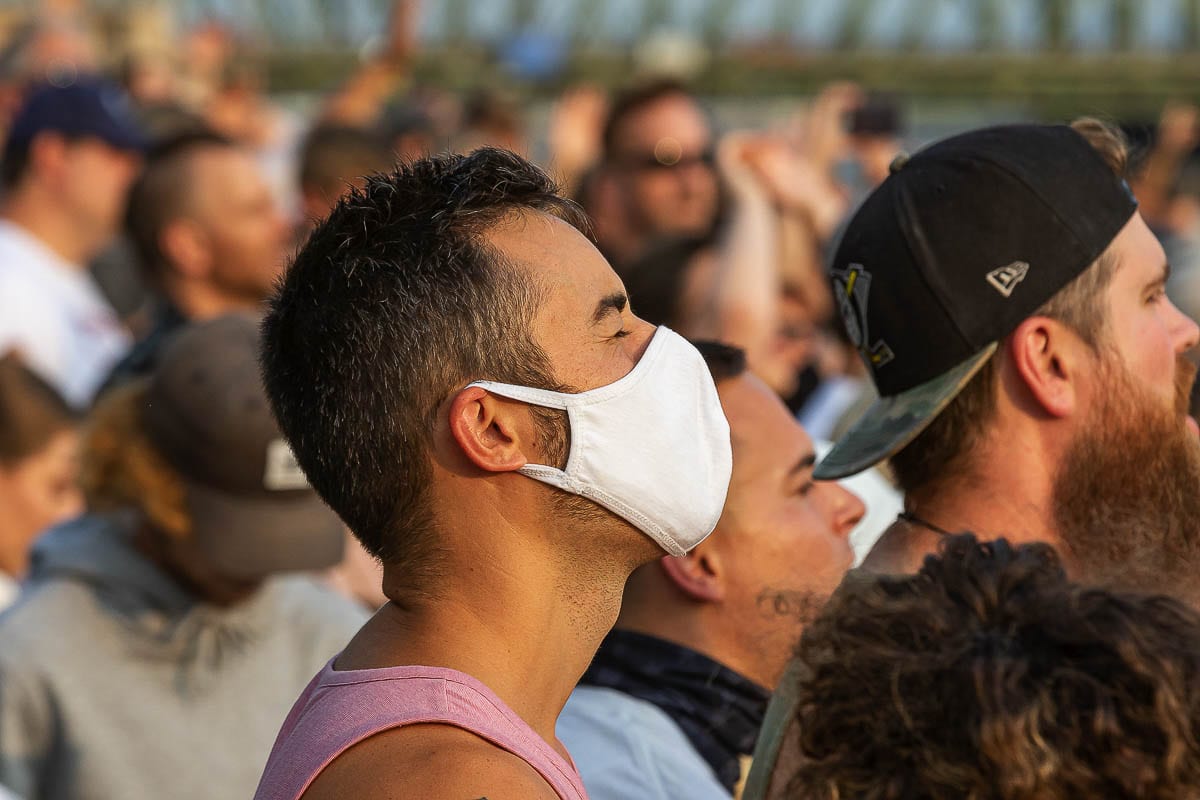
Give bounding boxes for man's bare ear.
[1006,316,1086,418]
[28,131,68,179]
[159,219,211,280]
[658,549,724,603]
[446,386,529,473]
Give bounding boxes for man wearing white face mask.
[252,149,733,800]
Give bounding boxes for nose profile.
[1171,299,1200,354]
[833,484,866,537]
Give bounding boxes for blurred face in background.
[187,146,289,303]
[45,134,141,254]
[608,93,719,242]
[0,429,83,577]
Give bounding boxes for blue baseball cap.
[6,76,147,154]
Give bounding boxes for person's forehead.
[191,148,269,206]
[615,95,712,153]
[721,374,811,472]
[194,146,260,183]
[1108,213,1167,285]
[484,211,623,312]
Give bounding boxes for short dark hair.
[601,78,698,161]
[297,123,393,198]
[124,128,234,283]
[787,534,1200,799]
[890,118,1129,497]
[261,148,590,590]
[691,340,746,384]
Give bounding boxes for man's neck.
[168,280,262,321]
[905,487,1059,547]
[1,193,93,267]
[335,520,635,751]
[864,439,1063,574]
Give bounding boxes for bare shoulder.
[301,723,560,800]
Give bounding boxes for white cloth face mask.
[468,326,732,556]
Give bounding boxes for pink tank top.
[253,659,590,800]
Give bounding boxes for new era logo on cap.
[263,439,310,491]
[986,261,1030,298]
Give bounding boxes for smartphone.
[845,96,902,137]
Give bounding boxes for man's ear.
[658,548,724,603]
[1006,316,1088,418]
[159,219,212,280]
[446,386,530,473]
[27,131,69,182]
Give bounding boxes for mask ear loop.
[465,382,578,489]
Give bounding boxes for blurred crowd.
[4,1,1200,799]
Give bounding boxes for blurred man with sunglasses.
[590,80,720,267]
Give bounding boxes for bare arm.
[691,133,781,371]
[319,0,420,127]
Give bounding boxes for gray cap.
[141,313,344,580]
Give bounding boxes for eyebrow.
[591,292,629,325]
[1147,261,1171,293]
[789,453,818,477]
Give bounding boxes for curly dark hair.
[786,534,1200,799]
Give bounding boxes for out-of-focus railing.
[26,0,1200,54]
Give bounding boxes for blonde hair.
[79,381,190,539]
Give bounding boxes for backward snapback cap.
[814,124,1138,480]
[141,313,344,579]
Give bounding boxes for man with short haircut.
[812,120,1200,598]
[105,129,289,388]
[253,148,732,800]
[296,123,393,230]
[557,341,863,799]
[590,79,720,266]
[0,78,143,407]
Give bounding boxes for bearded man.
[811,119,1200,599]
[743,120,1200,800]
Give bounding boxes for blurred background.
[3,0,1199,143]
[4,0,1200,580]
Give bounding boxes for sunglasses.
[616,137,715,172]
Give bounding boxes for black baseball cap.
[6,76,146,156]
[814,124,1138,480]
[141,313,344,580]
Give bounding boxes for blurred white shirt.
[815,439,903,566]
[0,573,15,614]
[0,221,129,407]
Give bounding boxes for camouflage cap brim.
[813,343,998,481]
